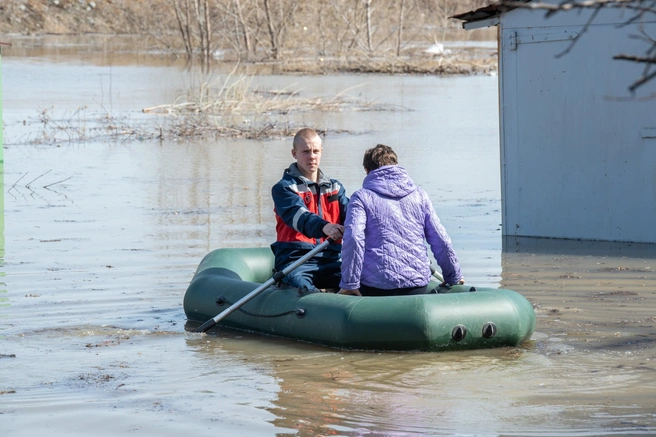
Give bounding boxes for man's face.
[292,136,322,178]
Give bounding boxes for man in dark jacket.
[271,128,349,292]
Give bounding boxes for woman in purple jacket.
[339,144,464,296]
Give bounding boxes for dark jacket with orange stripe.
[271,163,349,272]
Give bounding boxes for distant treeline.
[1,0,489,60]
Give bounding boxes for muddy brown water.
[1,36,655,436]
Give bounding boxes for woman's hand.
[440,277,465,287]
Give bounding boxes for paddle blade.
[195,318,217,333]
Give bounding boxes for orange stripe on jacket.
[275,183,343,243]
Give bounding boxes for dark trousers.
[282,258,342,292]
[359,284,428,297]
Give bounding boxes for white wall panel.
[499,9,656,242]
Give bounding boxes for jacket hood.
[363,165,417,198]
[284,163,331,185]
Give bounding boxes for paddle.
[194,238,334,333]
[430,265,445,283]
[431,265,466,287]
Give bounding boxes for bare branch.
[10,173,28,191]
[555,5,601,58]
[25,170,52,189]
[614,54,656,63]
[43,176,73,189]
[615,53,656,91]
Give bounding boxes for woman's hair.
[363,144,398,172]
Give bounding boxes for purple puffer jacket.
[339,165,462,290]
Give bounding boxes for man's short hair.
[293,128,320,149]
[363,144,398,172]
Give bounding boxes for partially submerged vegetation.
[14,106,158,146]
[143,72,397,140]
[16,70,400,145]
[143,67,397,116]
[3,0,496,141]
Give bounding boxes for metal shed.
[0,42,6,260]
[453,1,656,243]
[0,42,6,163]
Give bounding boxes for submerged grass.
[8,106,158,146]
[11,68,398,143]
[140,66,402,140]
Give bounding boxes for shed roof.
[452,1,530,29]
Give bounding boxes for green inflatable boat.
[184,247,536,352]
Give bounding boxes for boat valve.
[451,324,467,342]
[295,308,306,318]
[215,296,227,306]
[482,322,497,339]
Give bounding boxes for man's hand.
[338,289,362,296]
[322,223,344,241]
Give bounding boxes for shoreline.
[2,33,498,77]
[0,1,498,76]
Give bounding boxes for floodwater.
[1,36,655,436]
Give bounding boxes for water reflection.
[185,329,656,436]
[3,36,656,436]
[501,236,656,353]
[149,138,282,252]
[2,35,186,68]
[184,331,536,436]
[503,235,656,259]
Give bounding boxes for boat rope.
[215,296,305,318]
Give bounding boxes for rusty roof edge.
[0,42,12,46]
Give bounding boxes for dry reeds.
[13,71,393,144]
[144,70,388,116]
[142,66,397,138]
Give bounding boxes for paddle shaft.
[194,239,333,333]
[430,265,444,283]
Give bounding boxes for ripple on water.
[2,45,656,436]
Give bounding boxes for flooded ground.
[1,37,655,436]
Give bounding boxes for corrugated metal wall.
[499,6,656,243]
